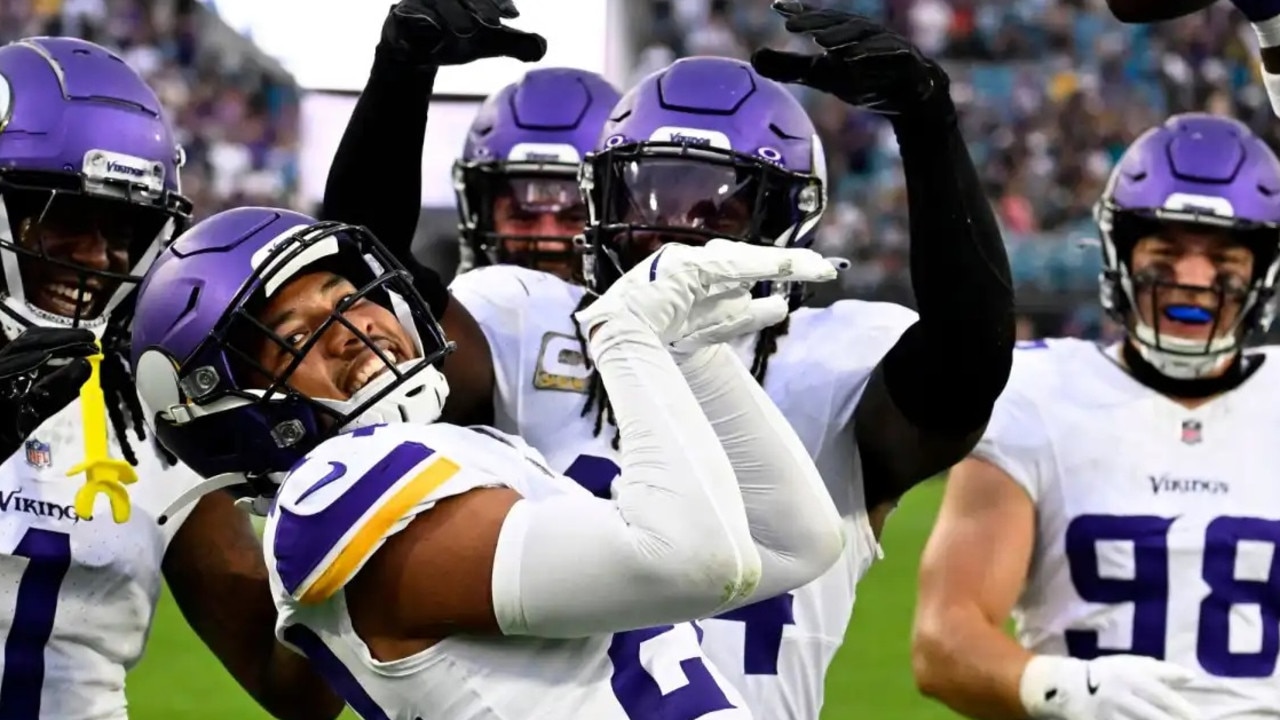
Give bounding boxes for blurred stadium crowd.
[0,0,300,220]
[5,0,1270,341]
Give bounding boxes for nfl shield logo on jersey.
[1180,419,1202,445]
[24,439,51,468]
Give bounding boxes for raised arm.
[850,52,1014,511]
[750,6,1015,517]
[319,0,544,261]
[318,6,435,260]
[319,1,544,427]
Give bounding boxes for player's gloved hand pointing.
[0,327,95,459]
[751,1,952,119]
[1020,654,1204,720]
[380,0,547,67]
[576,240,837,349]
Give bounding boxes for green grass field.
[125,480,962,720]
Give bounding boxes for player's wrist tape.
[1019,655,1080,719]
[1252,14,1280,47]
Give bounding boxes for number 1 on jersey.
[0,528,71,719]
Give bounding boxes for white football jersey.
[450,264,916,720]
[975,337,1280,719]
[263,421,751,720]
[0,397,200,719]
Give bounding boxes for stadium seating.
[0,0,301,221]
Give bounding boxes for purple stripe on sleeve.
[282,624,391,720]
[273,440,435,595]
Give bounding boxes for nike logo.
[1086,666,1100,695]
[296,461,348,503]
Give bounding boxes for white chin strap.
[1130,320,1238,379]
[314,359,450,432]
[154,360,451,523]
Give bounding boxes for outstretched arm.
[854,97,1015,513]
[748,5,1015,520]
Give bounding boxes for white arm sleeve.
[680,344,845,608]
[490,317,762,638]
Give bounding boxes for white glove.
[1240,4,1280,118]
[1019,654,1202,720]
[574,239,837,350]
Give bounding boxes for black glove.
[0,327,95,459]
[380,0,547,67]
[751,1,953,120]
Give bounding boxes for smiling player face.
[248,270,418,400]
[16,196,139,320]
[1129,222,1255,344]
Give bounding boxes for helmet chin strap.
[313,360,450,432]
[1121,339,1257,400]
[154,362,452,525]
[1130,319,1239,380]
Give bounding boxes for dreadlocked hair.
[99,319,176,467]
[570,291,793,451]
[572,292,621,449]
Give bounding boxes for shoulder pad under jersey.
[267,422,490,604]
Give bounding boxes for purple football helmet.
[0,37,191,341]
[454,67,620,279]
[1096,113,1280,378]
[580,56,826,304]
[130,207,452,490]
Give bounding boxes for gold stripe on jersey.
[299,456,461,604]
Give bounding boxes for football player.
[912,113,1280,720]
[453,67,620,280]
[128,205,847,719]
[324,2,1015,717]
[0,37,344,719]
